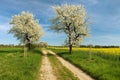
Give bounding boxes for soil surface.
[38,49,56,80]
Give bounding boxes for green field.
[50,48,120,80]
[0,47,42,80]
[1,47,120,80]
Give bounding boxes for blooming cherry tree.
[50,4,90,54]
[9,11,43,57]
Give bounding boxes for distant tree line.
[0,42,48,48]
[48,45,120,48]
[80,45,120,48]
[0,44,22,47]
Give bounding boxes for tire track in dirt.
[38,50,56,80]
[47,50,94,80]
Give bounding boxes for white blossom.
[50,4,90,46]
[9,11,43,44]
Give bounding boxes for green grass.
[51,48,120,80]
[47,54,79,80]
[0,47,42,80]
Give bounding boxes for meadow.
[0,47,42,80]
[50,47,120,80]
[1,47,120,80]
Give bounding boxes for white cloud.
[90,12,120,30]
[0,15,9,20]
[0,23,11,32]
[0,15,11,32]
[41,24,50,27]
[83,35,120,46]
[40,27,66,45]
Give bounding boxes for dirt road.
[39,49,94,80]
[47,50,94,80]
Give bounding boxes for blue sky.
[0,0,120,46]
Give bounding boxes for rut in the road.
[38,50,56,80]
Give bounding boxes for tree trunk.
[69,44,72,54]
[69,35,72,54]
[28,42,31,51]
[25,33,31,51]
[67,23,72,54]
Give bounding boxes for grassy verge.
[51,48,120,80]
[0,47,42,80]
[47,53,79,80]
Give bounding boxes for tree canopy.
[50,4,90,53]
[9,11,43,50]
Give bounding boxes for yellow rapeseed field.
[51,47,120,55]
[74,48,120,55]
